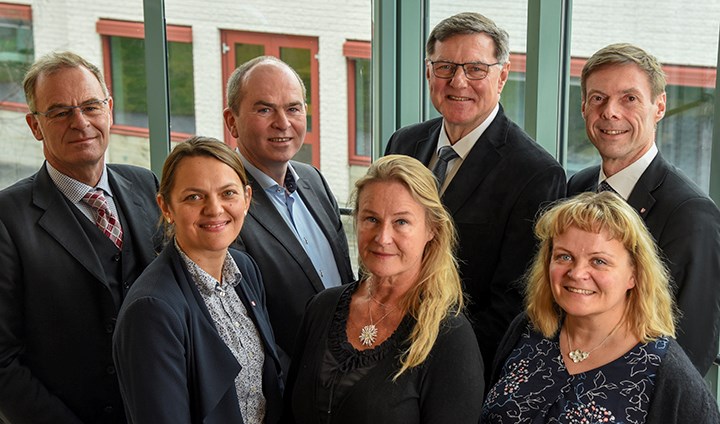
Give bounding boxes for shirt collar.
[236,150,300,192]
[174,239,242,296]
[46,161,113,203]
[599,143,658,200]
[437,103,499,159]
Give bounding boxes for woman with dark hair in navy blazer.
[113,136,283,424]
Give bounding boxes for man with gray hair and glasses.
[385,12,566,382]
[568,43,720,376]
[0,51,161,422]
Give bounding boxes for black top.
[283,282,485,424]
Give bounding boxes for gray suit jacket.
[233,161,354,366]
[385,107,567,380]
[0,163,161,423]
[568,153,720,375]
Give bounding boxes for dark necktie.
[431,146,459,190]
[597,180,616,194]
[82,189,124,250]
[284,168,297,193]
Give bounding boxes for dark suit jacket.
[233,161,354,366]
[113,245,284,424]
[568,153,720,375]
[385,108,567,377]
[0,163,160,423]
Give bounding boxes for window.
[97,19,195,139]
[0,3,33,109]
[344,41,371,166]
[221,30,319,167]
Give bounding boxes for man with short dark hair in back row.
[385,12,567,382]
[223,56,355,369]
[568,43,720,376]
[0,51,161,422]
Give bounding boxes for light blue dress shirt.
[240,157,342,289]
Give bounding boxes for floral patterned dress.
[481,323,668,424]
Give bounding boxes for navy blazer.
[0,163,160,423]
[113,244,284,424]
[385,107,567,378]
[233,161,354,366]
[568,153,720,375]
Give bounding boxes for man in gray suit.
[223,56,354,366]
[0,52,161,422]
[568,43,720,375]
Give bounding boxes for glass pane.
[280,47,312,132]
[109,36,196,134]
[0,5,37,189]
[0,13,33,104]
[234,43,265,67]
[569,1,718,191]
[354,58,371,157]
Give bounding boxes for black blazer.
[0,163,160,423]
[385,107,567,376]
[568,153,720,375]
[233,161,354,365]
[113,245,284,424]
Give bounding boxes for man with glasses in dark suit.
[385,12,566,382]
[0,51,161,423]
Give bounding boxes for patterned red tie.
[82,189,124,250]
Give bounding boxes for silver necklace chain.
[565,316,624,363]
[359,281,396,347]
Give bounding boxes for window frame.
[344,40,372,166]
[96,18,193,142]
[220,30,320,168]
[0,2,32,112]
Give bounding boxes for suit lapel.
[167,246,240,416]
[441,111,506,215]
[627,154,666,219]
[414,123,442,166]
[107,167,158,264]
[246,178,324,292]
[33,166,107,284]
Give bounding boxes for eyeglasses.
[33,98,109,121]
[428,61,501,80]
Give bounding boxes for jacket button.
[106,365,116,375]
[104,405,114,414]
[113,254,120,262]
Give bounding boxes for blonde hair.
[526,191,676,342]
[350,155,463,378]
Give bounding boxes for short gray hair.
[426,12,510,64]
[23,51,108,112]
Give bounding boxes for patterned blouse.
[176,241,266,424]
[482,323,668,424]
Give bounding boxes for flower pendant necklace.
[566,316,624,363]
[359,284,396,347]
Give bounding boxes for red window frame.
[96,19,193,142]
[344,41,372,166]
[0,3,32,112]
[220,30,320,168]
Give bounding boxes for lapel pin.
[640,208,646,213]
[250,300,256,307]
